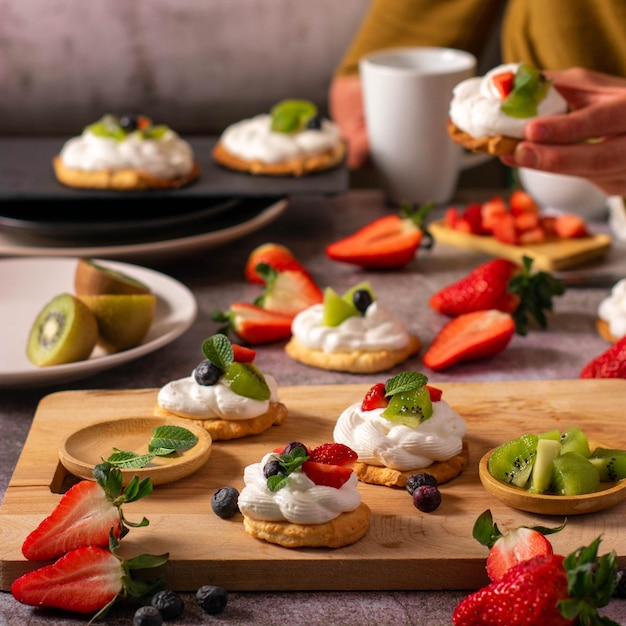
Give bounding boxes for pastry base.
[284,335,421,374]
[53,156,201,190]
[353,440,470,488]
[153,401,288,441]
[212,140,346,177]
[447,119,520,157]
[596,318,620,343]
[242,501,371,548]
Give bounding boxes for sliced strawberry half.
[213,302,293,345]
[423,309,516,371]
[425,385,443,402]
[309,443,357,467]
[361,382,388,411]
[492,71,515,99]
[301,461,353,489]
[232,343,256,363]
[255,264,323,317]
[244,242,310,284]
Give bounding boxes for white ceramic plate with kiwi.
[0,257,197,388]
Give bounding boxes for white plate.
[0,257,197,388]
[0,198,287,264]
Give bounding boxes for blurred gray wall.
[0,0,369,136]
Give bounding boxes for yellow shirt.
[336,0,626,77]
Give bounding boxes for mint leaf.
[501,63,550,118]
[106,449,156,469]
[267,474,291,492]
[385,372,428,397]
[202,334,234,370]
[149,425,198,454]
[265,447,309,492]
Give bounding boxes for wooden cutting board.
[1,380,625,592]
[429,220,612,271]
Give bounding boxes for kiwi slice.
[270,100,317,133]
[589,448,626,482]
[382,386,433,428]
[528,437,561,494]
[75,258,151,296]
[223,362,270,401]
[488,433,538,488]
[27,293,98,367]
[559,426,591,458]
[552,452,600,496]
[322,287,358,327]
[341,281,375,306]
[539,428,561,441]
[79,294,156,353]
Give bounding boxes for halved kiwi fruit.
[75,258,151,296]
[26,293,98,366]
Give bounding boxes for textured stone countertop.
[1,188,625,625]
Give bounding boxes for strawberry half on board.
[213,302,294,345]
[244,242,311,284]
[21,463,152,562]
[325,202,433,269]
[580,335,626,379]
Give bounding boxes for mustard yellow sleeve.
[502,0,626,77]
[335,0,504,76]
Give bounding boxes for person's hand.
[329,74,370,169]
[501,67,626,196]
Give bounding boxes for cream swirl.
[449,63,567,138]
[598,279,626,339]
[220,114,340,164]
[157,371,280,420]
[237,453,362,524]
[333,399,466,471]
[291,301,410,353]
[59,128,195,178]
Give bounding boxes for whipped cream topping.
[598,279,626,339]
[237,452,362,524]
[220,114,341,164]
[333,399,466,471]
[59,127,195,178]
[291,301,411,353]
[157,370,280,420]
[449,63,568,138]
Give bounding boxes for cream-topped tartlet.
[334,372,468,488]
[212,99,346,176]
[448,62,568,156]
[238,441,370,548]
[597,279,626,343]
[155,334,287,440]
[285,282,421,373]
[54,114,200,190]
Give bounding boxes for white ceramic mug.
[360,46,478,205]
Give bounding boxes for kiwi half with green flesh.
[488,433,538,488]
[559,426,591,458]
[79,294,156,353]
[223,362,270,401]
[589,448,626,482]
[75,258,151,296]
[551,451,600,496]
[27,293,98,366]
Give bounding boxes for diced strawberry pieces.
[513,211,540,232]
[361,382,388,411]
[461,203,489,235]
[425,385,443,402]
[244,242,309,284]
[309,443,358,467]
[444,207,461,229]
[232,344,256,363]
[492,71,515,99]
[480,197,508,233]
[517,226,547,245]
[301,461,353,489]
[423,310,516,371]
[491,213,519,244]
[508,190,540,216]
[553,213,589,238]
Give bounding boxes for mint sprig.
[202,334,234,370]
[266,447,309,492]
[501,63,550,119]
[385,372,428,397]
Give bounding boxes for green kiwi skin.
[488,433,538,488]
[223,363,270,401]
[74,258,151,296]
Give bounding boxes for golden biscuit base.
[353,440,470,488]
[153,401,288,441]
[284,334,421,374]
[447,119,520,157]
[212,140,346,177]
[242,501,371,548]
[596,318,621,343]
[53,155,201,190]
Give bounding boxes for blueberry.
[194,360,222,386]
[405,472,438,495]
[151,589,184,620]
[196,585,228,615]
[211,486,240,519]
[412,484,442,512]
[133,605,163,626]
[306,115,322,130]
[263,459,284,479]
[352,289,373,314]
[282,441,308,456]
[119,113,140,132]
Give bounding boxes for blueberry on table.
[412,484,442,513]
[405,472,438,495]
[133,605,163,626]
[196,585,228,614]
[211,487,240,519]
[151,589,185,620]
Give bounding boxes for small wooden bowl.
[478,449,626,516]
[59,415,212,486]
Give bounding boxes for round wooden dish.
[479,449,626,516]
[59,415,212,486]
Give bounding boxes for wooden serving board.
[429,219,612,271]
[1,380,625,592]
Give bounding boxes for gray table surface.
[1,188,625,625]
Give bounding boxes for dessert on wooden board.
[596,278,626,343]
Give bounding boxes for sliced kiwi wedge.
[27,293,98,367]
[270,100,318,133]
[589,448,626,482]
[381,386,433,428]
[223,362,270,401]
[74,258,151,296]
[488,433,538,488]
[322,287,357,327]
[551,451,600,496]
[559,426,591,458]
[528,437,560,494]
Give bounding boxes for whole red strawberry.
[580,335,626,379]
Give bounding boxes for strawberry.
[309,443,358,467]
[459,203,489,235]
[472,510,565,582]
[425,384,443,402]
[254,263,323,317]
[480,196,508,232]
[361,382,388,411]
[325,203,433,268]
[453,537,620,626]
[232,343,256,363]
[244,242,310,284]
[213,302,293,345]
[492,71,515,99]
[21,463,151,562]
[491,212,518,244]
[444,206,462,230]
[580,335,626,379]
[12,536,167,618]
[301,461,353,489]
[554,213,589,238]
[423,309,516,371]
[508,190,540,216]
[429,256,564,336]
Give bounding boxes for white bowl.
[518,168,608,220]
